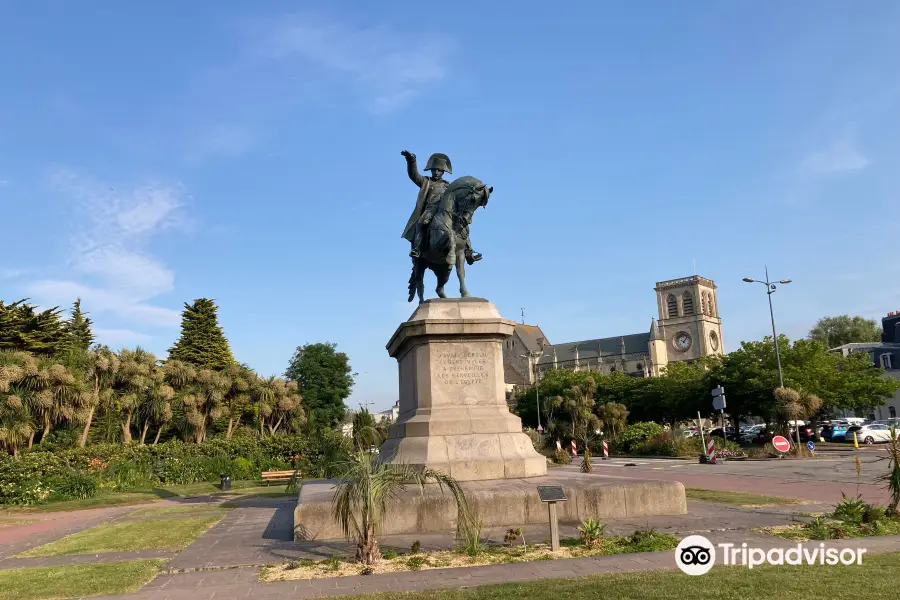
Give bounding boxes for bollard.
[853,431,859,449]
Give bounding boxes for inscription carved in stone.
[435,350,489,386]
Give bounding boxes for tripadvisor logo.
[676,535,715,575]
[676,535,867,575]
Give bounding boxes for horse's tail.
[407,259,419,302]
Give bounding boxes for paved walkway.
[580,461,891,504]
[95,533,900,600]
[0,460,891,599]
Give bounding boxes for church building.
[503,275,725,390]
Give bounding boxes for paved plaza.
[2,452,899,599]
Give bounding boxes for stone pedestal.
[379,298,546,481]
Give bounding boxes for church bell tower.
[654,276,724,364]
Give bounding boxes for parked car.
[846,424,899,444]
[740,424,765,443]
[709,427,740,442]
[753,429,777,445]
[792,424,815,442]
[822,422,850,441]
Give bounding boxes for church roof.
[536,332,651,365]
[514,324,549,353]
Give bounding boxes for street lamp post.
[743,267,796,445]
[742,267,792,388]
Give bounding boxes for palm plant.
[136,361,174,445]
[0,351,35,456]
[254,375,304,436]
[331,451,471,565]
[774,386,822,455]
[553,378,601,441]
[222,364,254,438]
[78,347,119,447]
[878,425,900,516]
[352,408,381,450]
[597,402,629,442]
[114,348,158,443]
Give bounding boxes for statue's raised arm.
[400,151,452,259]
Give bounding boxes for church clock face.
[674,332,692,352]
[710,331,720,351]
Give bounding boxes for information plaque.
[537,485,567,503]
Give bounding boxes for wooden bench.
[261,470,297,485]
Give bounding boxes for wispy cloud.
[800,133,869,175]
[24,168,188,329]
[0,267,30,280]
[182,124,258,165]
[250,14,454,113]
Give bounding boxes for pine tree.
[168,298,235,370]
[62,298,95,353]
[0,300,67,356]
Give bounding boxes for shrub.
[51,472,99,500]
[0,433,326,505]
[382,549,398,560]
[631,434,742,458]
[627,527,678,552]
[577,517,606,549]
[410,540,421,554]
[834,494,867,524]
[504,528,522,546]
[618,422,665,452]
[231,457,255,480]
[406,556,427,570]
[863,504,886,524]
[553,449,572,465]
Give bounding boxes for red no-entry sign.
[772,435,791,453]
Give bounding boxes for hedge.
[0,431,349,505]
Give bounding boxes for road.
[574,449,894,504]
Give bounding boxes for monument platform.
[294,472,687,541]
[380,298,546,481]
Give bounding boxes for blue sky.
[2,1,899,411]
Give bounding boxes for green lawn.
[685,488,804,506]
[0,491,175,515]
[17,515,221,557]
[159,480,285,497]
[343,551,900,600]
[0,480,291,515]
[0,559,165,600]
[128,504,231,517]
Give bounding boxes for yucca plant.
[878,425,900,516]
[331,451,471,565]
[577,517,606,549]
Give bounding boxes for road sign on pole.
[807,441,815,452]
[772,435,791,453]
[711,385,726,411]
[571,439,577,457]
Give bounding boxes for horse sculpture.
[408,176,492,303]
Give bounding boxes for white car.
[847,424,898,444]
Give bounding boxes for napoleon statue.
[400,150,491,303]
